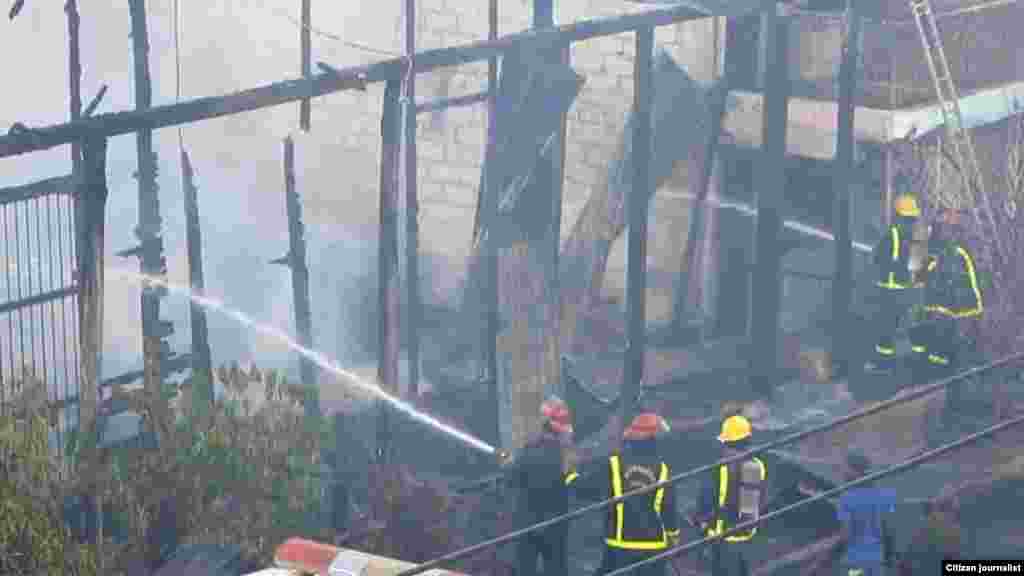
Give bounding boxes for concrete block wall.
[407,0,725,310]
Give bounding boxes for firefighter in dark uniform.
[694,415,767,576]
[866,194,921,372]
[576,412,680,576]
[910,207,984,377]
[500,396,579,576]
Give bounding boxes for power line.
[268,6,401,57]
[396,352,1024,576]
[606,410,1024,576]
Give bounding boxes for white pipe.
[659,190,874,253]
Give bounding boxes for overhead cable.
[605,409,1024,575]
[396,352,1024,576]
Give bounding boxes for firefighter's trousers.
[710,541,750,576]
[517,524,568,576]
[598,546,666,576]
[873,287,909,364]
[908,314,960,373]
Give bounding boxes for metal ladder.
[909,0,986,212]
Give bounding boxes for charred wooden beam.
[181,150,213,409]
[403,0,421,399]
[277,137,318,417]
[484,0,500,450]
[0,0,756,159]
[300,0,312,131]
[377,80,402,464]
[622,26,654,430]
[415,91,487,114]
[75,134,107,462]
[747,3,791,399]
[672,80,729,333]
[65,0,81,173]
[82,85,109,118]
[128,0,170,435]
[830,0,861,380]
[534,0,567,399]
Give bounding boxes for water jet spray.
[106,267,497,456]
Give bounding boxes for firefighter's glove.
[667,530,681,547]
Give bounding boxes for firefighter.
[500,396,579,576]
[694,415,766,576]
[575,412,680,576]
[866,194,920,372]
[909,207,983,377]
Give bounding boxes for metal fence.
[0,176,80,462]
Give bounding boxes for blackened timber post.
[831,0,860,380]
[403,0,422,400]
[484,0,501,450]
[300,0,312,131]
[377,80,403,465]
[622,26,654,432]
[128,0,171,428]
[281,137,318,419]
[181,150,213,410]
[534,0,568,400]
[76,135,107,570]
[747,2,790,399]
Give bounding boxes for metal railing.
[397,352,1024,576]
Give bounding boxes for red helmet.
[541,397,573,434]
[624,412,663,441]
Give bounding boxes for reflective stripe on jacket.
[604,454,676,550]
[924,241,983,318]
[706,457,767,543]
[875,225,912,290]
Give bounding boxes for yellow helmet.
[718,415,752,443]
[894,194,921,217]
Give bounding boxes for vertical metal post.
[129,0,169,419]
[622,26,654,431]
[300,0,312,131]
[181,150,213,410]
[747,2,790,398]
[484,0,501,450]
[377,80,402,464]
[831,0,860,380]
[403,0,421,400]
[281,137,318,419]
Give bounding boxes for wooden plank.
[376,80,402,464]
[748,6,791,398]
[0,175,75,205]
[300,0,311,131]
[623,26,655,426]
[831,0,860,379]
[0,0,756,159]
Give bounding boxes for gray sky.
[1,0,404,380]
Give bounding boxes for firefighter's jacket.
[923,239,984,318]
[506,430,578,527]
[873,223,914,290]
[698,456,767,543]
[575,440,679,550]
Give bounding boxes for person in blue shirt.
[836,452,897,576]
